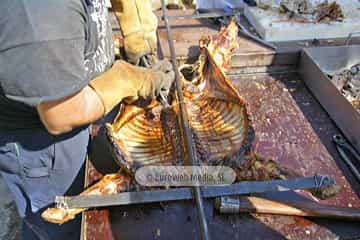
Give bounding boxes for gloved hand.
[111,0,158,65]
[89,60,175,114]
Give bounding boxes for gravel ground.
[0,177,21,240]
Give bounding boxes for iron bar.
[56,176,334,209]
[160,1,210,239]
[162,11,235,20]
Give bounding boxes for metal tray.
[299,45,360,154]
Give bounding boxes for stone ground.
[0,177,21,240]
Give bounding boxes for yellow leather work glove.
[111,0,158,65]
[89,60,175,114]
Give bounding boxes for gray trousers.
[0,126,90,240]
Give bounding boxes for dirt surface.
[0,177,21,240]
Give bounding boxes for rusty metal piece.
[315,1,344,23]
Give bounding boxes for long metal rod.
[57,176,335,209]
[160,1,210,240]
[336,146,360,182]
[162,11,235,20]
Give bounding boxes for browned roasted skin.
[184,21,252,166]
[41,173,131,224]
[107,20,253,171]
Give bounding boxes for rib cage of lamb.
[42,21,339,225]
[107,20,253,171]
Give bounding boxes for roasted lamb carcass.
[42,21,339,225]
[106,20,253,172]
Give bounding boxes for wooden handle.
[238,196,360,221]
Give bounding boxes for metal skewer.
[160,1,210,239]
[333,135,360,182]
[57,176,335,209]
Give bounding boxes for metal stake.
[160,1,210,239]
